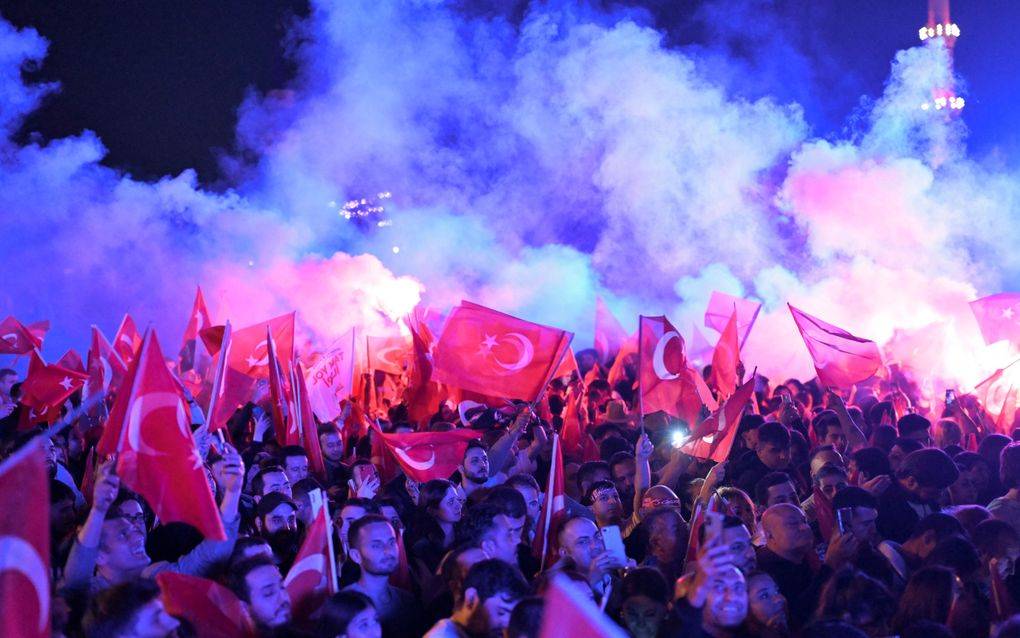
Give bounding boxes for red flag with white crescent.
[432,301,572,401]
[113,313,142,365]
[682,377,756,463]
[0,315,43,355]
[285,505,336,622]
[372,425,482,483]
[638,315,702,425]
[228,313,296,379]
[532,434,566,570]
[19,351,88,426]
[0,440,51,638]
[367,335,412,375]
[157,572,256,638]
[97,329,225,540]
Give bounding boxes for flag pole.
[206,320,232,435]
[638,316,645,436]
[322,493,339,594]
[538,433,559,572]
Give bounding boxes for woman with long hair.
[408,479,463,574]
[890,566,960,635]
[318,591,381,638]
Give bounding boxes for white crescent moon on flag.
[284,554,326,589]
[246,340,270,369]
[652,331,682,380]
[392,445,436,471]
[376,346,407,370]
[1,333,18,347]
[128,392,188,456]
[492,333,535,372]
[0,536,50,632]
[119,334,133,346]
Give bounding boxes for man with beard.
[344,513,422,636]
[227,555,293,635]
[424,559,528,638]
[457,502,523,566]
[255,491,301,570]
[460,440,495,498]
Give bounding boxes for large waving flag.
[708,309,740,399]
[638,315,703,425]
[433,301,573,401]
[372,425,482,483]
[788,304,882,388]
[532,434,566,570]
[306,329,357,423]
[157,572,255,638]
[704,291,761,348]
[367,335,412,375]
[594,296,629,363]
[0,316,43,355]
[267,328,300,446]
[228,313,296,379]
[970,293,1020,346]
[0,440,51,638]
[113,313,143,365]
[97,330,225,540]
[19,351,88,425]
[285,501,337,623]
[682,376,755,463]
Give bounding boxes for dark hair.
[506,596,544,638]
[757,422,791,448]
[462,559,528,605]
[83,578,163,638]
[555,514,595,548]
[599,437,631,461]
[898,414,932,438]
[800,620,869,638]
[413,479,457,547]
[924,534,980,577]
[891,566,956,633]
[808,444,840,464]
[251,464,287,496]
[1001,442,1020,489]
[868,401,895,428]
[893,437,925,456]
[973,518,1020,558]
[815,568,895,636]
[908,513,964,542]
[317,590,375,638]
[506,473,540,493]
[852,447,892,480]
[608,451,635,473]
[456,502,503,548]
[484,485,528,520]
[348,513,393,549]
[831,486,877,511]
[620,566,670,605]
[465,439,487,457]
[228,536,272,568]
[812,410,841,440]
[576,461,611,491]
[896,448,959,489]
[226,555,278,603]
[292,477,324,501]
[582,479,617,506]
[279,445,308,462]
[812,463,847,485]
[754,472,794,507]
[870,424,898,453]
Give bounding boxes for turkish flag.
[688,325,715,367]
[179,287,214,394]
[404,317,445,427]
[372,425,482,483]
[970,293,1020,346]
[97,330,226,540]
[638,316,703,425]
[708,309,740,399]
[56,348,85,374]
[538,574,627,638]
[285,505,336,622]
[433,301,572,401]
[267,328,299,446]
[788,304,882,388]
[113,313,143,365]
[367,335,412,375]
[306,329,356,423]
[86,325,127,404]
[684,493,727,563]
[0,440,51,638]
[682,377,755,463]
[704,291,761,348]
[560,393,585,459]
[294,362,327,480]
[974,360,1020,433]
[594,296,629,363]
[606,333,638,392]
[532,434,567,570]
[0,316,43,355]
[229,313,296,379]
[206,322,253,435]
[19,352,88,424]
[157,572,256,638]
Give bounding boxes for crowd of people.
[5,347,1020,638]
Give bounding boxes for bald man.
[756,503,856,628]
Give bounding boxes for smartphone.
[600,525,628,565]
[703,511,724,547]
[671,430,687,448]
[836,507,853,535]
[353,463,378,484]
[945,389,957,409]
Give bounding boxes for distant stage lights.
[919,23,961,41]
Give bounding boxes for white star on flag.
[1003,307,1015,320]
[479,334,498,351]
[58,377,73,391]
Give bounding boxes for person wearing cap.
[876,448,959,544]
[255,491,301,569]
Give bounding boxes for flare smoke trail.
[2,1,1019,396]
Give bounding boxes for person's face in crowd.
[351,521,398,576]
[905,427,932,446]
[746,572,787,631]
[261,503,298,536]
[559,518,604,572]
[612,458,637,498]
[512,484,541,523]
[320,431,344,463]
[437,486,464,524]
[764,506,813,560]
[703,566,748,629]
[621,594,667,638]
[887,445,910,473]
[849,506,880,546]
[50,495,76,538]
[239,539,274,562]
[42,437,62,477]
[581,468,613,496]
[726,496,756,533]
[244,564,292,628]
[647,513,682,562]
[590,485,624,526]
[284,455,309,485]
[98,518,150,575]
[342,606,382,638]
[0,371,16,397]
[810,449,844,476]
[741,427,760,452]
[125,597,181,638]
[967,461,991,493]
[338,505,368,547]
[379,504,403,533]
[483,514,522,565]
[901,476,943,505]
[462,448,490,485]
[115,499,148,533]
[757,440,790,471]
[949,472,979,505]
[722,524,757,575]
[817,473,849,500]
[260,470,292,499]
[463,589,519,638]
[765,481,799,508]
[820,425,848,455]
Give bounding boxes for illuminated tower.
[918,0,964,112]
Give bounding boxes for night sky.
[3,0,1020,185]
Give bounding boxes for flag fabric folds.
[306,329,357,424]
[708,309,740,399]
[594,296,628,363]
[532,434,566,570]
[285,503,336,623]
[538,574,627,638]
[970,293,1020,346]
[704,291,761,348]
[157,572,255,638]
[638,315,702,425]
[113,314,142,365]
[788,304,881,388]
[682,377,756,463]
[372,425,482,483]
